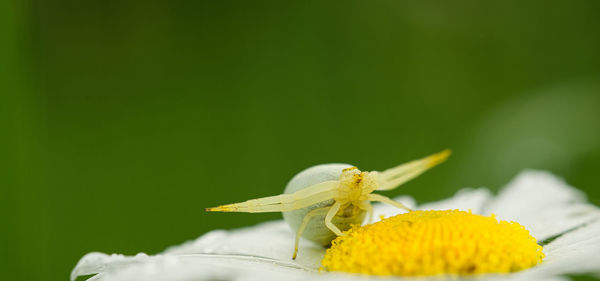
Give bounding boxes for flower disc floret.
[321,210,544,276]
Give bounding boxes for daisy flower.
[71,170,600,281]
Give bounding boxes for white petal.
[163,221,324,270]
[538,219,600,275]
[484,170,600,240]
[71,221,324,281]
[71,251,317,281]
[505,219,600,280]
[418,188,493,214]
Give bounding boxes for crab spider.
[206,149,451,259]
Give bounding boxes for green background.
[2,1,600,281]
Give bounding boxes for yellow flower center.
[321,210,544,276]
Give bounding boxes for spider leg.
[356,201,374,224]
[376,149,450,190]
[292,206,330,260]
[206,181,338,213]
[324,202,344,236]
[367,193,413,212]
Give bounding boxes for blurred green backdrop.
[2,1,600,281]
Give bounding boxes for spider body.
[206,150,450,259]
[282,163,365,247]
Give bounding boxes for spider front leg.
[205,181,338,213]
[367,193,413,212]
[376,149,450,191]
[324,202,344,236]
